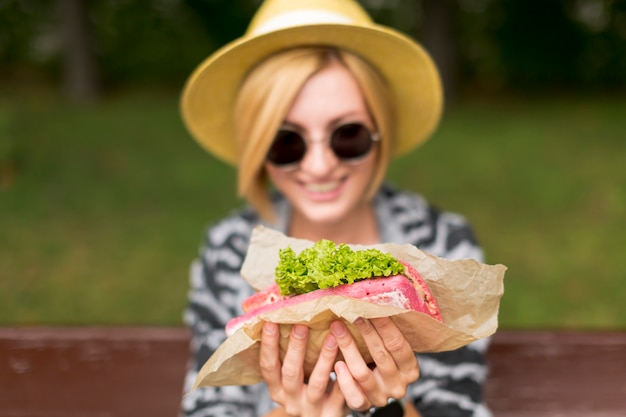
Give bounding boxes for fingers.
[331,318,420,408]
[334,360,370,411]
[331,320,386,407]
[260,322,347,417]
[366,317,419,400]
[281,324,309,404]
[306,333,339,403]
[260,322,283,393]
[366,317,419,382]
[325,379,347,415]
[354,317,395,372]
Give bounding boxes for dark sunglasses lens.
[267,130,306,166]
[331,123,373,159]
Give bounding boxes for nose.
[298,140,339,176]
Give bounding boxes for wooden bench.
[1,327,624,417]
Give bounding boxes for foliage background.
[1,0,625,329]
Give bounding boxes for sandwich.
[226,239,443,336]
[189,226,505,388]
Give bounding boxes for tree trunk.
[421,0,458,100]
[58,0,99,103]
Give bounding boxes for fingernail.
[334,360,347,374]
[331,321,346,337]
[354,317,364,325]
[292,324,307,339]
[324,334,337,349]
[263,322,276,335]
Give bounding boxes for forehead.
[285,62,369,124]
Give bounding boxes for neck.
[288,204,379,245]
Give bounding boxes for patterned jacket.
[180,184,492,417]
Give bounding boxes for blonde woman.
[180,1,490,416]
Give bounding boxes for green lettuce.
[275,239,405,296]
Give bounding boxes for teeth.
[306,181,340,193]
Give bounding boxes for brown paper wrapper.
[192,226,506,388]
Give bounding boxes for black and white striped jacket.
[180,184,492,417]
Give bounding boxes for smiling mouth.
[304,179,343,193]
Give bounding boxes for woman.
[180,1,491,416]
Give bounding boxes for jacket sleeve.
[412,340,492,417]
[179,221,273,417]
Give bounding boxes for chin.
[296,202,355,226]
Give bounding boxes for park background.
[1,0,625,329]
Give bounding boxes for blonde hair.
[234,46,395,221]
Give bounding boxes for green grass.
[1,91,625,329]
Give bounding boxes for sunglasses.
[266,122,380,169]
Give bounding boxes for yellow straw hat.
[181,0,443,165]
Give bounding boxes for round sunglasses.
[266,122,380,169]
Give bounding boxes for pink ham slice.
[226,261,441,336]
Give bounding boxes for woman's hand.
[331,317,420,412]
[260,322,346,417]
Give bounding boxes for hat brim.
[181,23,443,165]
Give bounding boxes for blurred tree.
[183,0,259,47]
[421,0,459,99]
[0,0,56,88]
[1,0,624,96]
[361,0,460,98]
[571,0,626,88]
[454,0,505,93]
[57,0,99,102]
[448,0,626,93]
[90,0,215,89]
[490,0,587,88]
[361,0,422,34]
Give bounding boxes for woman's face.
[265,61,378,228]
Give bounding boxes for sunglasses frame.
[266,122,380,170]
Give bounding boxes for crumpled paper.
[192,226,506,388]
